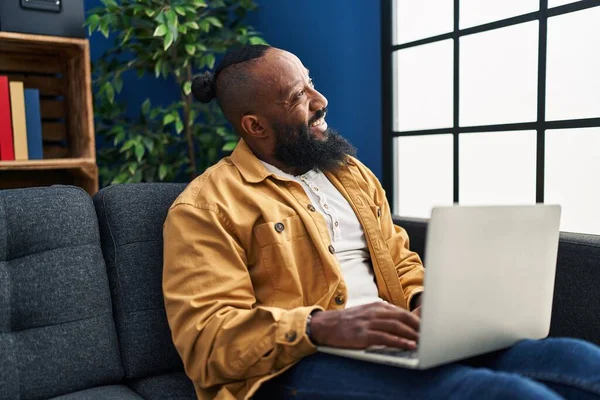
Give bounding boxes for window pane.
[548,0,579,7]
[393,0,453,44]
[460,22,538,127]
[546,6,600,121]
[394,40,453,131]
[394,135,454,217]
[545,128,600,235]
[459,131,536,205]
[460,0,538,29]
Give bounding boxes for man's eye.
[297,90,305,98]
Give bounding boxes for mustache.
[309,107,328,126]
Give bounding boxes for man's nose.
[309,89,328,112]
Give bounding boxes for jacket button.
[334,294,345,305]
[377,208,382,217]
[328,245,335,254]
[285,331,297,342]
[308,204,316,212]
[274,222,285,233]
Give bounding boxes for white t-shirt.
[261,162,383,308]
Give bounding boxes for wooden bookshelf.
[0,32,98,194]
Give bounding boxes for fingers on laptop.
[369,319,419,342]
[367,331,418,350]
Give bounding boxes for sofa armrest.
[393,216,428,259]
[550,232,600,344]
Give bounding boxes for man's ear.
[240,115,267,138]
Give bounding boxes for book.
[9,81,28,160]
[24,89,43,160]
[0,76,15,160]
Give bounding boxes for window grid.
[381,0,600,210]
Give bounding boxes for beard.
[272,119,356,174]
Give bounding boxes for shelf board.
[0,158,96,171]
[0,31,88,49]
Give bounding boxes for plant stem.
[182,64,197,179]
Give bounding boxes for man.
[163,45,600,400]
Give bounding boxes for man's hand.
[310,302,419,350]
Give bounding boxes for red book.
[0,76,15,160]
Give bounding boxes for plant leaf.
[165,9,178,28]
[188,109,197,126]
[186,21,200,30]
[85,14,101,35]
[199,20,210,32]
[101,0,118,8]
[183,81,192,95]
[103,81,115,104]
[114,130,126,145]
[222,141,237,151]
[135,143,145,162]
[206,53,215,69]
[174,6,186,16]
[113,76,123,93]
[163,31,174,50]
[175,118,184,134]
[185,44,196,55]
[99,20,110,38]
[121,139,136,152]
[121,28,134,45]
[159,164,168,180]
[163,113,176,125]
[142,99,151,115]
[153,24,168,37]
[249,36,268,45]
[143,137,154,153]
[205,17,223,28]
[154,59,163,78]
[154,11,166,24]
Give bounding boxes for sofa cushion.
[0,186,123,400]
[49,385,143,399]
[127,372,196,399]
[93,183,187,380]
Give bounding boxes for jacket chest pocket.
[253,215,320,297]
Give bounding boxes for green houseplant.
[86,0,267,184]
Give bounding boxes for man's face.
[255,50,355,171]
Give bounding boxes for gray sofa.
[1,184,599,399]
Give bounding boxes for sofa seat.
[127,372,196,399]
[50,385,143,399]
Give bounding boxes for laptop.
[318,204,561,369]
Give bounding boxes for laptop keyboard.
[365,347,418,359]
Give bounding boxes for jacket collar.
[229,139,273,183]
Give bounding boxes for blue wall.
[86,0,382,178]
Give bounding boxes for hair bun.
[191,72,216,103]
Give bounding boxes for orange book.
[9,81,28,160]
[0,76,15,160]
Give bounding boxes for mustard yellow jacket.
[163,139,424,399]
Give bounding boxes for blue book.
[24,89,43,159]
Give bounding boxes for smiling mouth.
[310,113,327,127]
